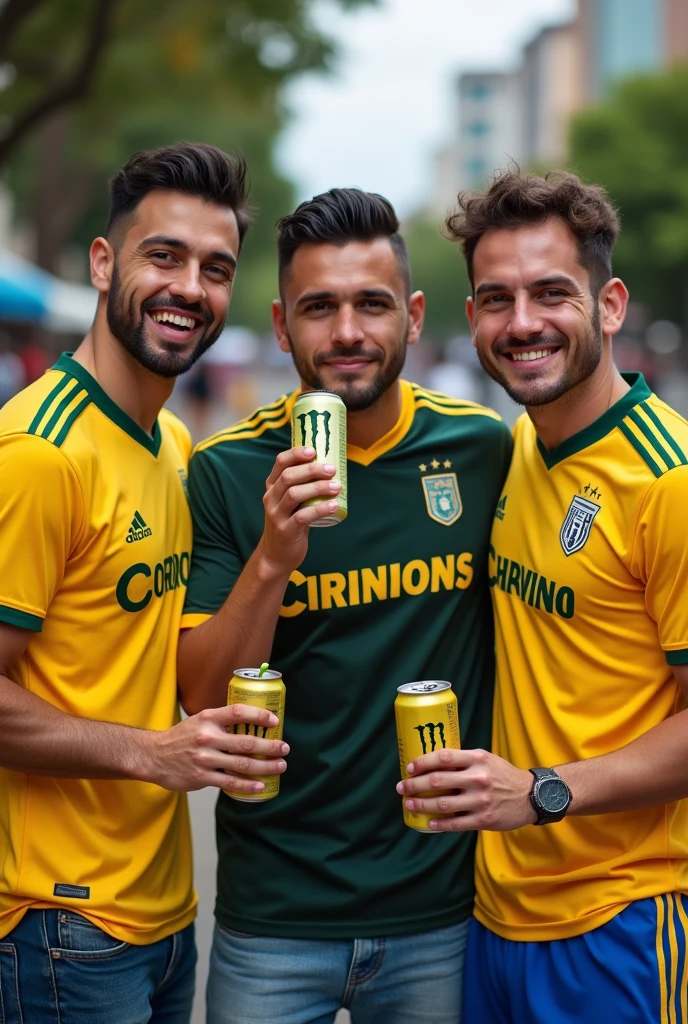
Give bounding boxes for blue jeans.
[207,918,469,1024]
[0,909,196,1024]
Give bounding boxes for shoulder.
[192,393,293,461]
[617,393,688,482]
[159,407,192,462]
[407,382,510,446]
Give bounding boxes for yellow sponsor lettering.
[280,569,308,618]
[389,562,401,599]
[362,565,387,604]
[306,575,319,611]
[431,554,455,593]
[348,569,360,606]
[320,573,348,610]
[456,552,474,589]
[402,559,430,596]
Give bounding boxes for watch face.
[538,778,569,814]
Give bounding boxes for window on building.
[466,158,488,179]
[465,120,490,137]
[464,82,492,100]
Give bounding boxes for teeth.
[151,312,196,329]
[512,349,553,362]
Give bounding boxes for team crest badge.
[422,473,462,526]
[560,495,600,556]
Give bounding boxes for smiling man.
[0,143,289,1024]
[177,188,512,1023]
[398,170,688,1022]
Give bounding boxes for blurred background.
[2,0,687,1019]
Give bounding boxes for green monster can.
[226,665,286,803]
[291,390,348,527]
[395,680,461,832]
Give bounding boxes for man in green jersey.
[177,188,512,1024]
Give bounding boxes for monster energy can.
[291,390,348,527]
[395,680,461,833]
[226,668,286,803]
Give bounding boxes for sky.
[277,0,575,216]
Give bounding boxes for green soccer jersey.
[182,380,512,938]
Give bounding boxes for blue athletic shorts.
[462,893,688,1024]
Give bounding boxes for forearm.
[558,707,688,815]
[177,545,291,715]
[0,674,154,779]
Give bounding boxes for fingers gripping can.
[291,390,348,527]
[226,668,286,803]
[395,681,461,832]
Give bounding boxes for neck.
[72,309,174,435]
[527,351,629,451]
[345,380,403,449]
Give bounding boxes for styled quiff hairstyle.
[107,141,253,247]
[276,188,411,295]
[446,169,620,297]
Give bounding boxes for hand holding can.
[291,391,348,527]
[225,663,287,803]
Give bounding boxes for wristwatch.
[528,767,572,825]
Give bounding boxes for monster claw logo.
[414,721,447,755]
[297,409,332,456]
[233,724,269,738]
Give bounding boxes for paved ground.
[189,788,350,1024]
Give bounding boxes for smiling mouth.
[147,309,205,334]
[504,347,560,363]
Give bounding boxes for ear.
[466,295,477,349]
[272,299,290,354]
[406,291,425,347]
[90,237,114,294]
[598,278,628,338]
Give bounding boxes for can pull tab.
[418,683,439,692]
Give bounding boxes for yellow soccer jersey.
[476,372,688,942]
[0,353,196,944]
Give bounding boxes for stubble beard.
[477,308,603,408]
[106,265,223,380]
[286,330,408,412]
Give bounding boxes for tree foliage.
[0,0,374,331]
[568,65,688,328]
[403,217,471,344]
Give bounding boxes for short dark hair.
[276,188,411,294]
[106,141,253,247]
[446,169,620,297]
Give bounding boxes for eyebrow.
[140,235,237,269]
[295,287,397,307]
[475,274,579,298]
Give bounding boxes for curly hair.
[446,169,620,296]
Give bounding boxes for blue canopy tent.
[0,250,96,332]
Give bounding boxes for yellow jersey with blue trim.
[0,353,195,944]
[476,372,688,942]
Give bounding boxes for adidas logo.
[126,511,152,543]
[494,495,508,521]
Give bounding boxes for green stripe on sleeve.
[627,408,674,469]
[640,402,687,466]
[0,603,44,632]
[27,377,72,435]
[52,396,91,448]
[666,650,688,666]
[38,381,83,440]
[619,421,663,478]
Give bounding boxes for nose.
[170,261,206,305]
[331,305,365,346]
[507,294,545,341]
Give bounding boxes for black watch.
[528,768,572,825]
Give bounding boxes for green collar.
[536,372,652,470]
[53,353,162,457]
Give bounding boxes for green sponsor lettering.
[116,563,152,613]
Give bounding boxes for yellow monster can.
[395,680,461,832]
[226,667,286,803]
[291,390,348,526]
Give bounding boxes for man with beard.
[177,188,512,1023]
[0,143,289,1023]
[398,170,688,1022]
